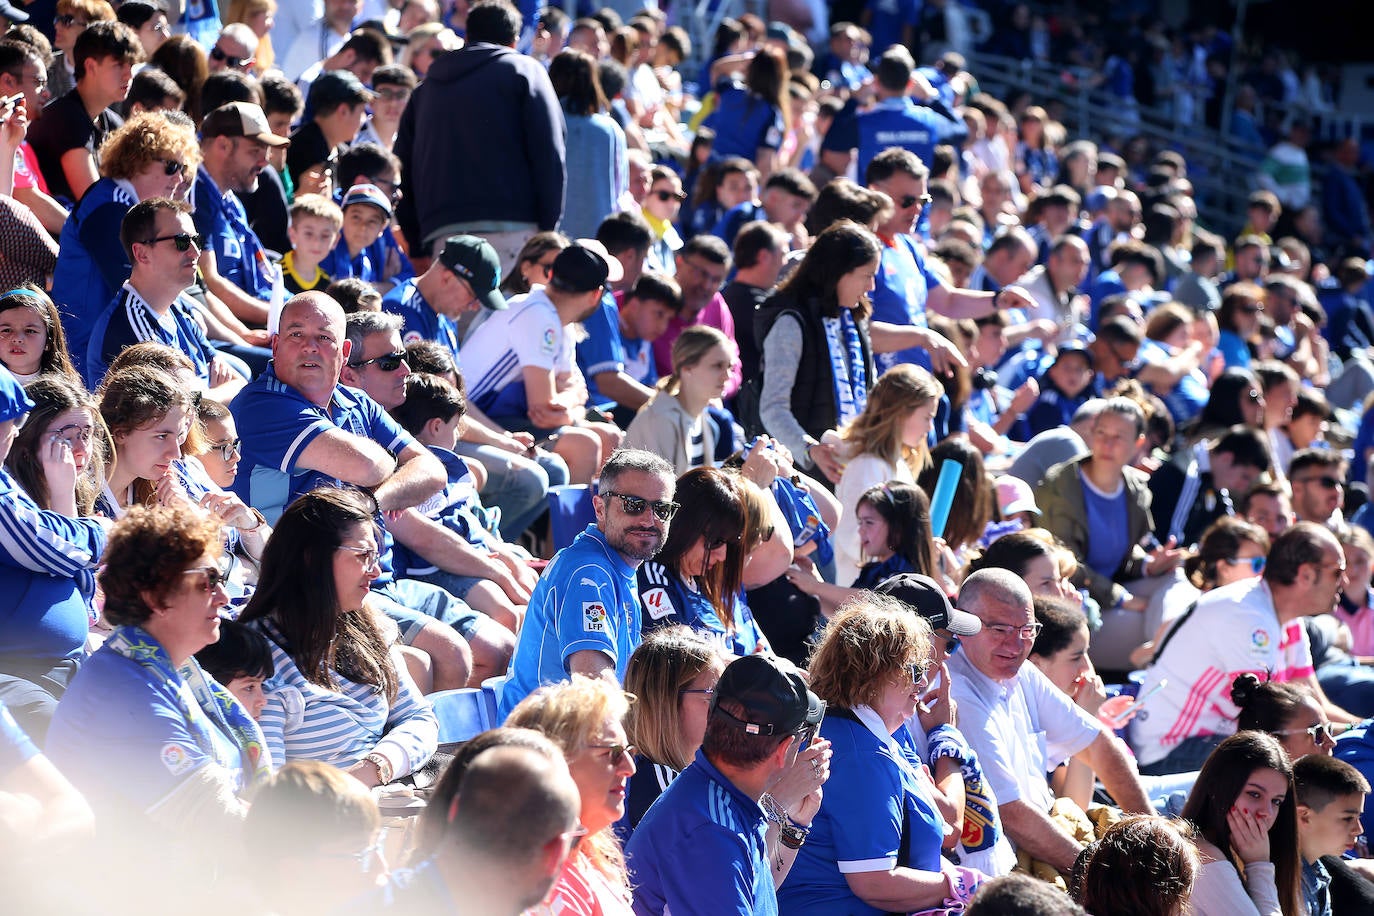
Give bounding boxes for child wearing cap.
[282,193,342,295]
[321,183,405,293]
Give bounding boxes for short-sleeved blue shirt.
[778,711,945,916]
[391,446,499,577]
[872,234,943,374]
[856,97,961,184]
[86,285,216,389]
[626,749,776,916]
[192,166,276,301]
[382,278,461,363]
[499,523,641,718]
[702,80,784,163]
[577,293,628,409]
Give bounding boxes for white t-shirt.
[460,287,573,420]
[1133,577,1315,767]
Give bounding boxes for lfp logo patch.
[1251,628,1271,651]
[161,743,195,776]
[583,602,608,632]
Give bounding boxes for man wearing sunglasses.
[949,569,1155,878]
[499,448,676,719]
[1290,449,1349,527]
[206,24,257,75]
[86,198,247,402]
[194,102,289,329]
[1136,522,1361,780]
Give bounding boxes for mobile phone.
[1115,678,1168,719]
[799,701,827,749]
[2,93,22,107]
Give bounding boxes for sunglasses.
[1223,556,1266,574]
[1296,475,1342,490]
[208,437,242,461]
[1238,303,1265,314]
[601,490,680,521]
[705,534,738,551]
[161,159,187,177]
[349,351,408,372]
[337,544,381,569]
[209,46,248,68]
[679,687,715,699]
[184,555,233,591]
[375,88,412,103]
[587,742,636,765]
[55,14,89,27]
[144,232,205,253]
[909,662,932,685]
[899,193,934,208]
[1274,722,1337,744]
[652,188,686,202]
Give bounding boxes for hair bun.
[1229,672,1262,708]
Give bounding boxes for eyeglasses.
[705,534,738,551]
[1295,475,1342,490]
[536,256,559,274]
[652,188,686,202]
[184,555,233,591]
[679,687,715,699]
[375,88,412,103]
[160,159,187,177]
[209,46,248,68]
[899,193,934,208]
[909,662,932,686]
[601,490,680,521]
[207,437,242,461]
[349,351,408,372]
[366,175,403,201]
[586,742,636,765]
[1316,562,1348,578]
[1273,722,1337,744]
[559,824,590,849]
[51,423,94,444]
[338,544,381,570]
[143,232,204,252]
[55,14,89,27]
[1223,556,1267,574]
[985,622,1043,641]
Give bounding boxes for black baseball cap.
[438,235,505,311]
[710,655,824,737]
[551,239,623,293]
[875,573,983,636]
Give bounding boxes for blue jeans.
[454,442,569,538]
[373,578,481,643]
[1140,734,1225,777]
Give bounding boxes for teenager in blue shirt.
[702,46,789,179]
[577,273,681,425]
[500,449,677,719]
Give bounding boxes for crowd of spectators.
[4,0,1374,913]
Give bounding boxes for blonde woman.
[223,0,277,73]
[832,364,944,587]
[507,677,637,916]
[625,325,735,476]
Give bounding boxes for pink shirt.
[651,292,743,398]
[1335,596,1374,657]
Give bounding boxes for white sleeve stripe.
[0,502,98,575]
[837,858,899,873]
[279,420,334,471]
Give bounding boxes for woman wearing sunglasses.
[506,676,637,916]
[635,467,772,657]
[50,111,200,380]
[641,165,686,276]
[46,505,270,839]
[780,595,987,914]
[238,487,438,785]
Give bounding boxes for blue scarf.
[822,309,867,427]
[106,625,272,787]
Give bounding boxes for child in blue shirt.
[1025,343,1100,439]
[321,184,409,293]
[389,372,538,635]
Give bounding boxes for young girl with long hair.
[625,325,735,475]
[4,374,110,517]
[0,287,80,384]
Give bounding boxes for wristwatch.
[362,751,394,785]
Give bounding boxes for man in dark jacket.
[395,1,566,275]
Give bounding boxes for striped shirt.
[248,618,438,779]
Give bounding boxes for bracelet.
[239,508,267,532]
[363,751,394,785]
[759,792,789,827]
[992,288,1004,309]
[778,822,809,849]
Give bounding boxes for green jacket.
[1033,454,1155,610]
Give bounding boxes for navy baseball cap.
[710,655,824,736]
[875,573,983,636]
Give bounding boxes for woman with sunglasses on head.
[780,593,987,915]
[49,111,200,381]
[45,505,270,841]
[636,467,772,657]
[0,287,81,385]
[1180,730,1302,916]
[506,676,638,916]
[618,627,727,842]
[237,487,438,786]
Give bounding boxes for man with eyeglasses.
[1290,449,1349,526]
[627,653,827,915]
[233,291,496,693]
[499,448,676,718]
[1136,522,1361,780]
[949,568,1154,877]
[86,197,246,401]
[194,102,290,328]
